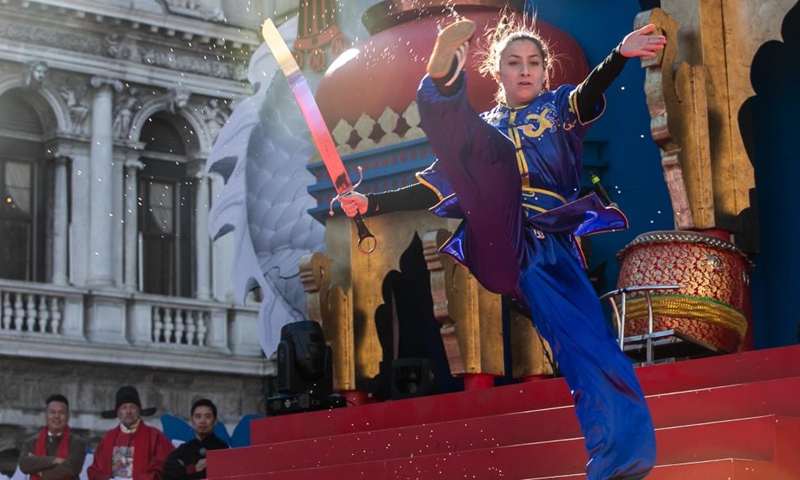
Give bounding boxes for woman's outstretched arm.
[339,182,439,217]
[574,23,666,122]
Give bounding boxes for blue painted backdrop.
[530,0,673,298]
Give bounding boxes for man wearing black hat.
[163,399,228,480]
[87,386,174,480]
[18,394,87,480]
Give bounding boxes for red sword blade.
[262,19,375,253]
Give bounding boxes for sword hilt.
[353,213,376,254]
[329,166,376,254]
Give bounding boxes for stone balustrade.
[151,304,209,346]
[0,279,271,377]
[1,290,65,335]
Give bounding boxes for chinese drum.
[616,230,753,352]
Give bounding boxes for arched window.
[138,113,197,297]
[0,90,47,282]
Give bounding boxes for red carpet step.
[208,344,800,480]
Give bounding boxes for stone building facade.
[0,0,296,473]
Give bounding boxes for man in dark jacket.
[163,399,228,480]
[18,394,87,480]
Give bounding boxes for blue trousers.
[417,76,656,479]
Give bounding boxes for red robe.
[88,420,174,480]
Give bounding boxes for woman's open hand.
[620,23,667,58]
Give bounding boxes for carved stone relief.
[164,0,225,22]
[200,98,230,141]
[23,61,48,89]
[138,45,248,81]
[9,62,60,133]
[49,71,92,136]
[60,88,90,136]
[113,87,142,140]
[103,34,133,60]
[168,87,191,114]
[1,18,247,83]
[0,19,103,56]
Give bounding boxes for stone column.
[195,173,211,300]
[112,151,127,287]
[51,156,70,285]
[209,173,234,302]
[123,159,143,292]
[87,76,122,288]
[68,145,91,287]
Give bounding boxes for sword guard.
[328,166,365,216]
[326,166,376,254]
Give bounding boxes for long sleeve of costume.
[364,182,439,216]
[87,434,112,480]
[574,46,629,123]
[18,437,55,474]
[135,430,174,480]
[40,436,87,480]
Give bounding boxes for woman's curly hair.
[475,9,554,105]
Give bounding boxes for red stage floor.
[208,344,800,479]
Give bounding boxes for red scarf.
[31,425,71,480]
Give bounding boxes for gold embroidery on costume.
[517,107,557,139]
[521,187,567,215]
[508,110,530,187]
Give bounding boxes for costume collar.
[500,101,531,111]
[500,90,548,111]
[119,419,141,434]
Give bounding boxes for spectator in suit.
[18,394,87,480]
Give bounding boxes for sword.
[261,19,376,254]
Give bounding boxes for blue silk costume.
[416,77,656,479]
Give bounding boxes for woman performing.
[340,15,666,479]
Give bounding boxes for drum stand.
[599,285,722,365]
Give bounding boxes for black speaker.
[391,358,436,399]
